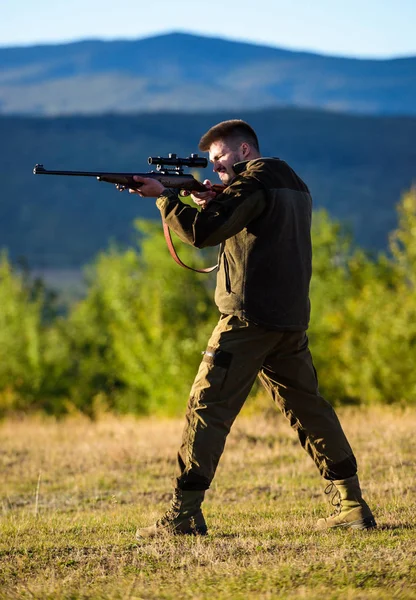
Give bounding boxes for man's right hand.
[191,180,217,209]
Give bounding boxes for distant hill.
[1,108,415,268]
[0,32,415,116]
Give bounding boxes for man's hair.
[198,119,260,153]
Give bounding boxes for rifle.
[33,153,224,194]
[33,154,225,273]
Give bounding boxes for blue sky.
[1,0,415,58]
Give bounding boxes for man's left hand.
[129,176,166,197]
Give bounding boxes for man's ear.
[241,142,250,159]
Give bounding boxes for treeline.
[0,189,415,418]
[2,109,416,267]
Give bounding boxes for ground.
[1,405,415,599]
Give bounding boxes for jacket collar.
[232,160,250,175]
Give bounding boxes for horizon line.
[0,29,415,62]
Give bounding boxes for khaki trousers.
[176,314,356,491]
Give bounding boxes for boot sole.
[332,516,377,530]
[135,525,208,540]
[186,525,208,536]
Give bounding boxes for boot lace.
[324,482,341,516]
[158,491,182,526]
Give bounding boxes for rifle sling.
[162,221,218,273]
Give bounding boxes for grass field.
[1,404,416,599]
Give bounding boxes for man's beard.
[221,151,243,184]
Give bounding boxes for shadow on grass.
[377,523,416,531]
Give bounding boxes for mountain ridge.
[2,31,415,62]
[1,32,415,115]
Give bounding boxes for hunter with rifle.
[34,119,376,537]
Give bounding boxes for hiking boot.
[136,488,207,539]
[316,474,376,530]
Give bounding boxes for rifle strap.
[162,221,218,273]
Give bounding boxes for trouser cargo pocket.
[196,346,233,396]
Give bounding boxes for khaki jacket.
[156,158,312,330]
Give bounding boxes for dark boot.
[136,489,207,539]
[316,474,376,530]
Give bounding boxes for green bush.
[0,255,70,415]
[63,220,217,416]
[309,189,416,405]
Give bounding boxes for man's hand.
[129,176,166,197]
[191,180,217,209]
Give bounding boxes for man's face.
[208,139,246,185]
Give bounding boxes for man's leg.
[137,315,276,539]
[176,314,270,490]
[259,330,376,529]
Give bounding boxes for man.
[131,119,376,537]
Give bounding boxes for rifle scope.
[148,153,208,168]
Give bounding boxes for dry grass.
[1,403,416,599]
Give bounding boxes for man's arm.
[156,175,267,248]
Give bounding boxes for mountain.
[0,32,415,116]
[1,108,415,268]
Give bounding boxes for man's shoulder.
[233,157,282,175]
[247,158,309,194]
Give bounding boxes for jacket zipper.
[219,243,231,294]
[223,252,231,294]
